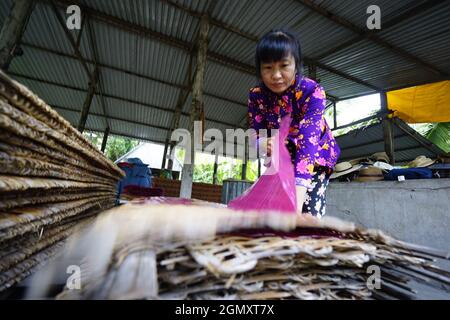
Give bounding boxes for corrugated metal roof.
[312,0,421,29]
[1,0,449,148]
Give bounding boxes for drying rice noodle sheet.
[0,153,119,185]
[0,100,114,176]
[228,114,297,214]
[0,196,115,243]
[0,220,77,259]
[0,240,66,292]
[0,175,116,193]
[0,133,120,181]
[0,71,123,178]
[0,221,81,273]
[0,190,114,211]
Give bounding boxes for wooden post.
[179,14,209,198]
[308,63,317,81]
[381,91,395,165]
[77,70,98,133]
[101,126,110,152]
[241,139,248,180]
[161,141,169,169]
[212,152,219,185]
[0,0,34,71]
[164,87,190,171]
[333,101,337,129]
[257,157,261,178]
[163,51,194,170]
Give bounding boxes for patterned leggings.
[285,140,331,217]
[301,167,331,218]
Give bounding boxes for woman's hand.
[295,185,307,216]
[258,137,273,156]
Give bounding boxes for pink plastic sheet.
[228,114,297,214]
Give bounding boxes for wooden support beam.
[50,2,92,78]
[163,48,195,170]
[75,14,86,49]
[77,69,98,133]
[0,0,35,70]
[308,63,317,81]
[257,157,261,178]
[381,91,395,165]
[86,16,110,130]
[241,139,248,180]
[180,14,209,199]
[101,126,110,152]
[212,152,219,185]
[333,101,337,129]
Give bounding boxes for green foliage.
[83,131,103,149]
[83,131,140,162]
[426,123,450,153]
[192,158,259,185]
[423,123,450,153]
[407,122,450,153]
[106,135,140,162]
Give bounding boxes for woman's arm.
[295,84,327,188]
[248,89,272,155]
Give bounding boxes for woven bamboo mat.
[22,199,448,300]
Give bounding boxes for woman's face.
[260,53,296,94]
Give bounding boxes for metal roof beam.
[10,72,243,129]
[0,0,35,71]
[86,16,110,129]
[21,42,248,109]
[47,0,360,98]
[160,0,258,42]
[52,105,171,132]
[49,2,92,79]
[46,0,255,75]
[313,0,447,62]
[296,0,448,77]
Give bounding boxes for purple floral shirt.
[248,74,340,188]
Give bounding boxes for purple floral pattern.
[248,73,340,188]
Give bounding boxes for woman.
[248,29,340,218]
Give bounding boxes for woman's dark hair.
[255,29,302,78]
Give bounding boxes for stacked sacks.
[0,71,124,292]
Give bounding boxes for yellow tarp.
[387,80,450,123]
